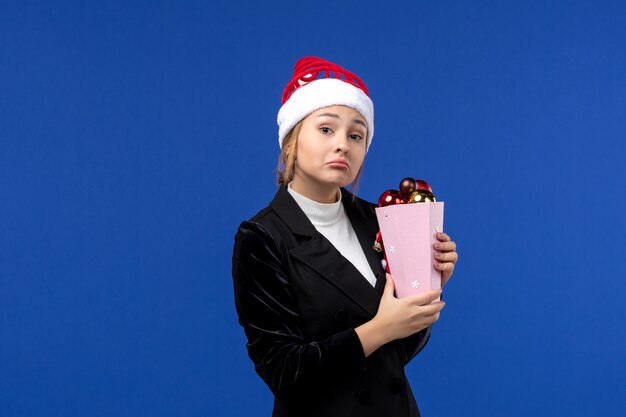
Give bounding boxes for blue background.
[1,1,625,416]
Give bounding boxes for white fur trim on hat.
[277,78,374,151]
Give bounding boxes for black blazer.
[232,185,431,417]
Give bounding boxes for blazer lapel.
[341,190,387,296]
[269,186,384,317]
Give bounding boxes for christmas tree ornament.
[414,179,433,193]
[378,190,406,207]
[409,189,436,203]
[399,177,416,196]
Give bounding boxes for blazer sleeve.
[400,291,442,364]
[232,221,366,398]
[400,326,432,366]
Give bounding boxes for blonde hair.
[276,121,302,186]
[275,121,365,194]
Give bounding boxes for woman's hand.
[433,232,458,287]
[355,274,444,357]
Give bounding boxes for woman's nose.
[335,133,349,153]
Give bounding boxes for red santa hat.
[277,57,375,151]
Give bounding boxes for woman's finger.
[434,252,458,263]
[434,262,455,271]
[383,273,395,298]
[436,232,451,242]
[405,290,442,306]
[415,301,445,316]
[433,241,456,252]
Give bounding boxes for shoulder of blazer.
[240,186,311,253]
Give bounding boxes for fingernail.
[434,243,441,249]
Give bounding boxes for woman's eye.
[320,127,332,134]
[350,134,363,141]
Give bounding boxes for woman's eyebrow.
[317,113,367,128]
[317,112,340,119]
[352,119,367,128]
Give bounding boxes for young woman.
[232,57,458,417]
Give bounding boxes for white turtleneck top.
[287,183,377,287]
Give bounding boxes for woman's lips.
[327,159,350,169]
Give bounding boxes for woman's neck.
[290,177,340,204]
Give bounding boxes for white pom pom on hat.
[277,57,374,152]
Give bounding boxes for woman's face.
[293,105,368,198]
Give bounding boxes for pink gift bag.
[375,202,444,300]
